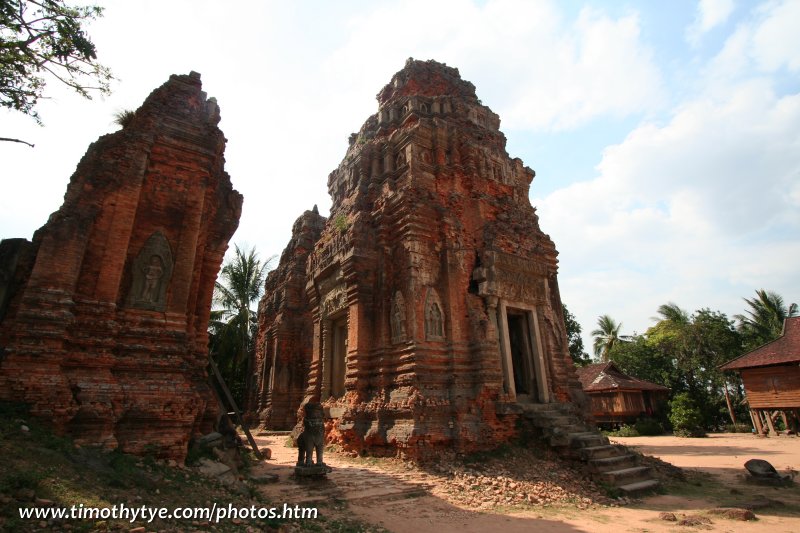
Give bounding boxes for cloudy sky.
[1,0,798,351]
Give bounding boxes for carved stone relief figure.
[127,231,173,311]
[424,288,445,340]
[390,291,407,343]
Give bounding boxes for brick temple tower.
[252,59,586,456]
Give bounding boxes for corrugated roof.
[720,316,800,370]
[575,361,669,392]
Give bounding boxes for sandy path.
[248,433,800,533]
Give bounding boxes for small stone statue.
[140,255,164,303]
[296,402,325,468]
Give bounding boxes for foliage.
[669,393,706,437]
[634,417,664,436]
[591,314,623,362]
[112,108,135,127]
[333,213,349,233]
[609,334,677,392]
[734,289,798,351]
[604,424,639,437]
[209,245,273,407]
[562,303,590,366]
[0,0,113,125]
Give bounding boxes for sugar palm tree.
[209,245,273,406]
[591,314,623,362]
[735,289,798,349]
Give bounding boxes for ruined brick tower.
[0,72,242,460]
[252,59,585,456]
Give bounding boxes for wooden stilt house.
[720,317,800,436]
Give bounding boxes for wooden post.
[780,410,789,432]
[751,409,765,435]
[209,357,263,459]
[763,410,778,436]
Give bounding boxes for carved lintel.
[320,285,348,318]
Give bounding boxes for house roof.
[575,361,669,393]
[720,316,800,371]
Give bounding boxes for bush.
[723,423,752,433]
[669,393,706,437]
[604,424,639,437]
[634,417,664,436]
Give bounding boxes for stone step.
[617,478,660,496]
[578,444,626,461]
[587,454,638,473]
[596,466,653,487]
[569,433,609,448]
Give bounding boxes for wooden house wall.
[741,364,800,409]
[589,391,646,420]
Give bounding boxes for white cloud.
[325,0,664,131]
[751,0,800,72]
[536,81,800,340]
[687,0,736,45]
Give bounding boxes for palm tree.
[591,314,623,362]
[209,245,273,406]
[653,302,690,326]
[735,289,798,349]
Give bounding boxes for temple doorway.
[330,317,348,398]
[507,309,538,401]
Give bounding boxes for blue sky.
[1,0,798,352]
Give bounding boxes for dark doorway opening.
[507,310,537,400]
[331,318,347,398]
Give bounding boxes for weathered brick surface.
[0,72,242,460]
[253,59,587,457]
[247,208,326,429]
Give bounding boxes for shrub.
[604,424,639,437]
[669,393,706,437]
[634,417,664,436]
[723,423,752,433]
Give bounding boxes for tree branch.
[0,137,35,147]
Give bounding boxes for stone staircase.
[518,402,660,496]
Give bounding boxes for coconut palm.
[653,302,690,326]
[209,245,273,405]
[591,314,623,362]
[735,289,798,349]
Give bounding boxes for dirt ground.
[249,433,800,533]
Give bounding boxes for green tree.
[734,289,798,350]
[591,314,623,362]
[562,303,590,366]
[668,392,706,437]
[209,245,273,407]
[609,334,677,391]
[1,0,112,144]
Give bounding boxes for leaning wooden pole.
[209,356,263,459]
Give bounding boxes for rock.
[709,508,756,521]
[197,458,232,478]
[34,498,54,506]
[658,512,677,521]
[0,72,242,462]
[20,425,29,432]
[745,458,780,478]
[249,473,279,484]
[678,515,712,527]
[130,527,146,533]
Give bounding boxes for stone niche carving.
[390,290,407,343]
[127,231,174,311]
[424,288,445,340]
